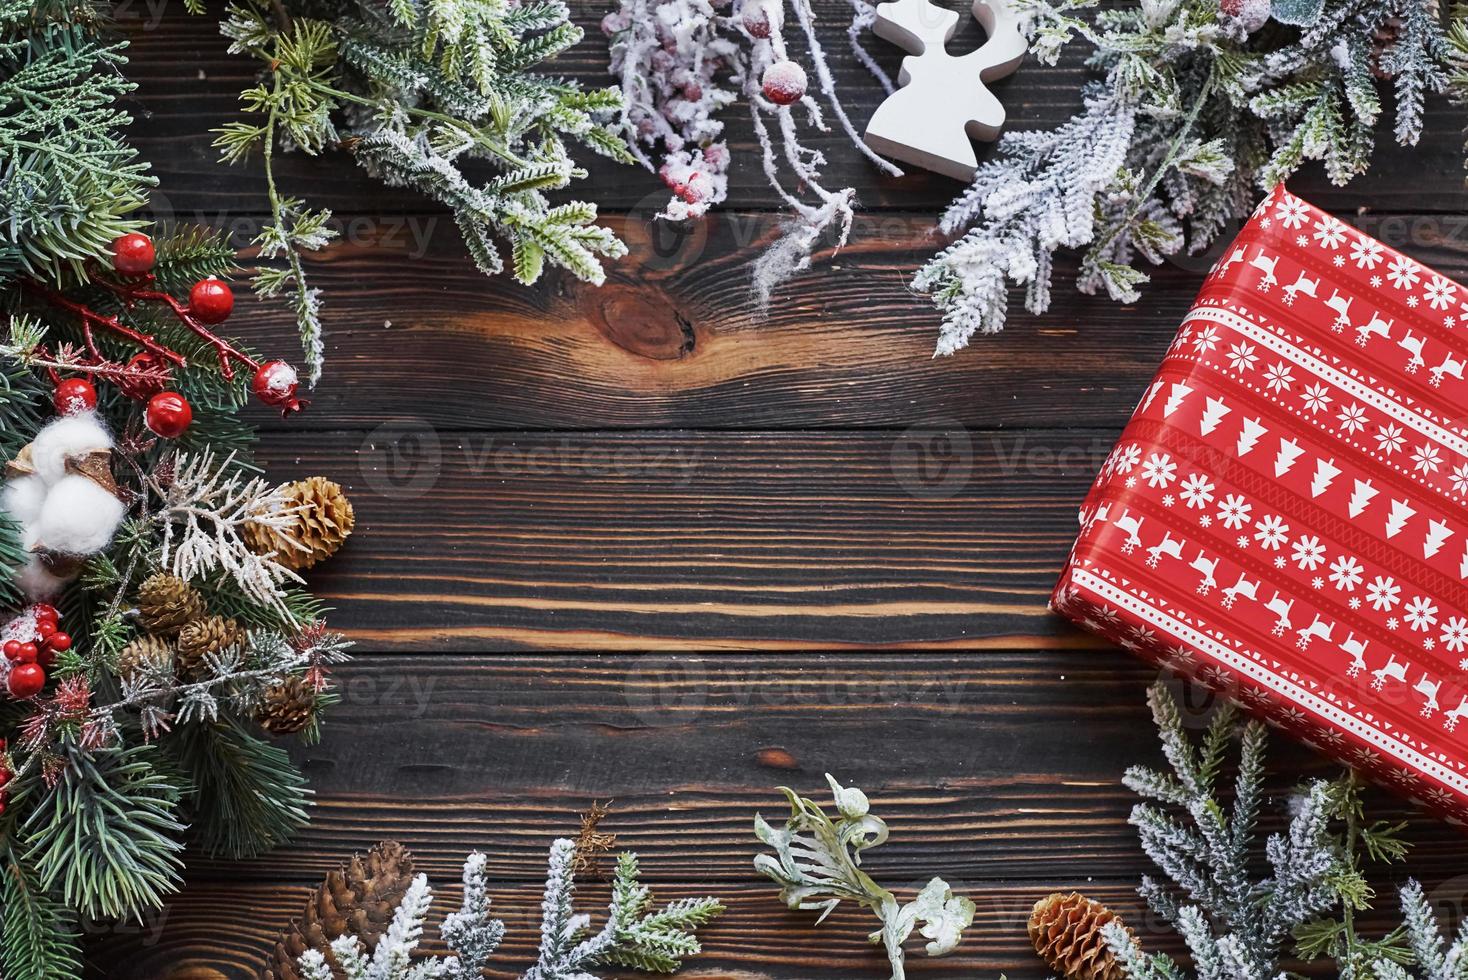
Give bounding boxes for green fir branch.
[0,2,156,283]
[21,743,186,920]
[165,714,311,859]
[1,850,83,980]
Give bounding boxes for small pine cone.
[246,477,355,572]
[257,675,316,735]
[134,573,206,636]
[1029,892,1135,980]
[176,615,245,678]
[266,841,417,980]
[116,635,174,681]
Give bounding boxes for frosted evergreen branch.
[213,0,630,375]
[296,838,720,980]
[1114,683,1351,979]
[0,2,156,283]
[1373,879,1468,980]
[917,0,1457,351]
[754,774,975,980]
[149,449,306,618]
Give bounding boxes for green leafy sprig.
[754,774,975,980]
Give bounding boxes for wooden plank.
[225,212,1181,433]
[88,652,1468,975]
[127,5,1468,218]
[166,655,1468,886]
[222,209,1468,434]
[257,429,1113,648]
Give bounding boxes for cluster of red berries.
[3,603,69,699]
[46,233,305,433]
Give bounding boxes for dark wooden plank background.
[87,3,1468,977]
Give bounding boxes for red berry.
[189,278,234,324]
[0,770,12,788]
[761,60,807,106]
[46,631,71,653]
[34,621,55,640]
[0,798,8,815]
[146,391,193,439]
[17,643,37,664]
[8,663,45,699]
[742,0,781,37]
[251,360,302,412]
[2,641,19,661]
[53,378,98,415]
[37,648,55,668]
[112,233,156,276]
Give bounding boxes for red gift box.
[1053,185,1468,820]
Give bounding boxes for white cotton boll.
[2,474,47,525]
[33,475,124,555]
[29,412,112,485]
[16,555,70,600]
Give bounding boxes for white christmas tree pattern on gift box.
[863,0,1025,180]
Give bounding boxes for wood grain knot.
[583,284,696,360]
[756,746,799,770]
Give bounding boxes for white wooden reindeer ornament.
[863,0,1025,180]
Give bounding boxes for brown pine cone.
[245,477,355,572]
[258,675,316,735]
[134,573,206,636]
[116,634,175,681]
[176,616,245,678]
[266,841,417,980]
[1029,892,1135,980]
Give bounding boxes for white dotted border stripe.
[1184,306,1468,460]
[1072,567,1468,798]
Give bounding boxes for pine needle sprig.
[0,507,27,607]
[0,850,83,980]
[602,851,726,973]
[148,225,241,294]
[0,340,46,459]
[164,714,310,859]
[1293,771,1413,979]
[19,742,186,920]
[0,2,156,284]
[1374,879,1468,980]
[210,0,630,383]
